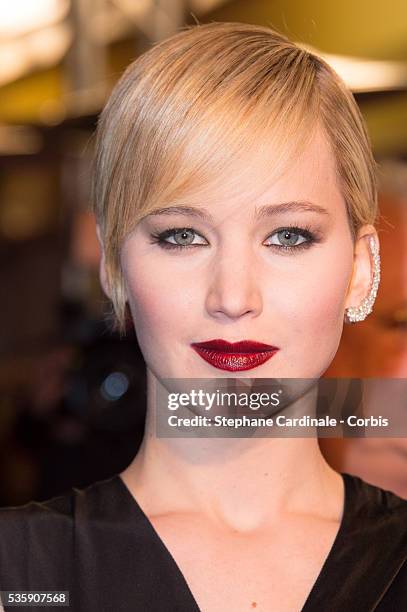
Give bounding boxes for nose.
[205,248,263,321]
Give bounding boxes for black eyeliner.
[149,227,208,250]
[149,225,321,251]
[263,224,321,253]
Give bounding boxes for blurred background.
[0,0,406,506]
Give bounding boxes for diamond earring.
[344,235,381,324]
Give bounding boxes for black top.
[0,473,406,611]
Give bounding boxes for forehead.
[152,128,344,224]
[249,129,342,214]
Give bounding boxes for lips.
[191,339,279,372]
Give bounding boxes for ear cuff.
[344,235,381,324]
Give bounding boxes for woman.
[0,22,405,612]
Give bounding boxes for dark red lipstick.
[191,339,279,372]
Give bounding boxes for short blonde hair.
[93,21,378,334]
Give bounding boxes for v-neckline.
[114,472,351,612]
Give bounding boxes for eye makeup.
[149,227,209,250]
[148,223,323,253]
[263,224,322,253]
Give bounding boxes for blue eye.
[150,225,318,252]
[263,226,316,251]
[150,227,209,249]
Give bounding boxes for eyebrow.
[255,201,330,219]
[147,201,330,223]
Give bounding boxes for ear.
[345,224,379,311]
[96,225,112,300]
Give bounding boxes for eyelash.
[149,225,320,253]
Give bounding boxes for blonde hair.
[93,21,378,334]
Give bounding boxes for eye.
[263,226,316,251]
[150,227,209,249]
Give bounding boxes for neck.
[121,370,343,531]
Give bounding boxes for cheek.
[311,264,350,326]
[124,259,202,343]
[275,248,353,343]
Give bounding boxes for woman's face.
[118,130,366,380]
